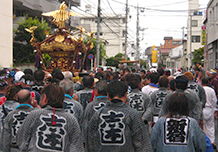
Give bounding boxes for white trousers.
[203,106,215,143]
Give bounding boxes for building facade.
[186,0,204,68]
[0,0,13,67]
[160,37,182,66]
[204,0,218,71]
[166,45,184,69]
[79,14,126,58]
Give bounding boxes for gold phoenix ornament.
[42,1,78,28]
[25,26,38,46]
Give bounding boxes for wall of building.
[0,0,13,68]
[187,0,204,68]
[204,0,218,71]
[80,15,125,58]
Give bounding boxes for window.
[216,3,218,20]
[122,30,126,37]
[172,41,182,45]
[168,41,170,44]
[123,18,126,24]
[210,10,212,25]
[191,20,198,27]
[192,36,200,42]
[212,8,215,23]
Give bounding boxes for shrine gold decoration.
[40,41,76,52]
[42,2,78,28]
[55,35,65,42]
[25,26,38,46]
[26,1,100,72]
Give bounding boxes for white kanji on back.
[99,110,125,145]
[36,113,66,151]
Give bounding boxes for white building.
[126,42,136,61]
[79,14,126,58]
[0,0,13,67]
[166,45,183,69]
[187,0,204,68]
[204,0,218,71]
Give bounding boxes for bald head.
[17,89,31,104]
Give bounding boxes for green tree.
[13,16,50,63]
[106,53,124,68]
[84,37,106,64]
[192,47,204,65]
[140,59,147,68]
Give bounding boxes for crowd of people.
[0,65,217,151]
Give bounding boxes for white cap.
[14,71,25,82]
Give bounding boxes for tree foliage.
[192,47,204,65]
[140,59,147,68]
[13,16,50,63]
[106,53,124,68]
[84,37,106,64]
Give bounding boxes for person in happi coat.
[84,80,109,123]
[184,72,206,109]
[59,79,83,127]
[0,80,8,98]
[84,80,109,150]
[3,89,36,152]
[76,75,94,110]
[159,75,202,123]
[126,77,152,125]
[87,80,153,152]
[151,92,206,152]
[16,84,84,152]
[150,76,172,124]
[0,84,21,151]
[31,70,45,94]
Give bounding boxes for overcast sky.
[72,0,209,51]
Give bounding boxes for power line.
[145,0,187,7]
[111,0,206,12]
[83,0,123,30]
[74,6,121,37]
[102,21,120,37]
[106,0,119,16]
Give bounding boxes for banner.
[152,51,158,63]
[201,25,206,45]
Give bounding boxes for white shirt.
[142,85,158,96]
[203,86,217,108]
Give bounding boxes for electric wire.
[111,0,206,12]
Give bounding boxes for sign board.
[152,50,158,63]
[201,25,206,45]
[88,54,94,60]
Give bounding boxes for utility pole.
[124,0,128,60]
[181,26,185,56]
[189,15,192,67]
[136,4,140,61]
[124,0,129,60]
[96,0,101,67]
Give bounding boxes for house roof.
[161,48,171,54]
[164,37,173,40]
